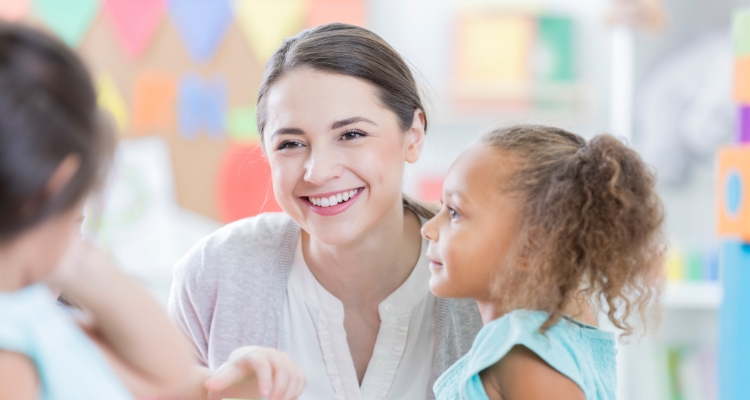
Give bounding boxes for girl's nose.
[421,214,439,241]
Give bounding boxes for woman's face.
[262,68,425,245]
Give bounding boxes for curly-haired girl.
[422,125,666,400]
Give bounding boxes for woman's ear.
[404,109,426,164]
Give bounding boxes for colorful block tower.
[719,8,750,400]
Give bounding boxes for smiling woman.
[167,23,482,400]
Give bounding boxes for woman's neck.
[302,199,423,308]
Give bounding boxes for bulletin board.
[0,0,366,222]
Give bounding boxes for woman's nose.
[303,147,344,185]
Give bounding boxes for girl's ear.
[46,154,81,198]
[404,109,426,164]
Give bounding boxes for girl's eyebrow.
[331,116,377,130]
[446,190,470,205]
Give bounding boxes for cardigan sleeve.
[167,212,298,369]
[168,239,215,367]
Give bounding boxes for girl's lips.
[428,260,444,271]
[302,187,364,217]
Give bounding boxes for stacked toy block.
[719,9,750,400]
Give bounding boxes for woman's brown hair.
[255,23,436,219]
[484,125,666,336]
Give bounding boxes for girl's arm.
[157,347,306,400]
[0,351,37,400]
[52,238,193,398]
[480,345,585,400]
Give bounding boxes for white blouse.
[283,234,436,400]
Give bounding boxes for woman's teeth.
[308,189,359,207]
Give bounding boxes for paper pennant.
[132,71,177,134]
[232,0,306,62]
[32,0,99,46]
[228,106,258,143]
[103,0,165,59]
[306,0,365,28]
[97,74,129,134]
[0,0,30,21]
[177,73,227,140]
[168,0,232,62]
[217,143,281,223]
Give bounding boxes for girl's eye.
[276,141,304,150]
[340,130,367,140]
[448,207,460,220]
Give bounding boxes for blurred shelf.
[663,281,722,310]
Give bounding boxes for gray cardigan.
[168,212,482,399]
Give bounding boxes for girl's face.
[421,143,523,300]
[3,202,83,288]
[262,68,424,245]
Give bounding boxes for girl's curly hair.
[483,125,667,336]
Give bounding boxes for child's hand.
[204,346,305,400]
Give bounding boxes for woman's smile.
[301,187,365,216]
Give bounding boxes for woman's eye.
[277,141,303,150]
[340,130,366,140]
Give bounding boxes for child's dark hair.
[0,23,113,241]
[483,125,666,336]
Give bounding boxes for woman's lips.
[301,187,364,217]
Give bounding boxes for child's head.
[422,124,666,335]
[0,23,112,286]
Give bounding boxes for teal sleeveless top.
[434,309,617,400]
[0,284,133,400]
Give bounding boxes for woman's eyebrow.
[331,116,377,130]
[272,127,305,138]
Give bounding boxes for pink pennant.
[103,0,165,59]
[0,0,30,21]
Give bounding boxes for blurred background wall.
[2,0,746,398]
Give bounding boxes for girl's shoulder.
[0,284,53,353]
[435,310,617,400]
[0,284,133,399]
[472,309,615,381]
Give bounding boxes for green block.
[537,16,575,82]
[684,250,703,281]
[228,106,259,143]
[734,9,750,56]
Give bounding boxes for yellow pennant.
[232,0,308,63]
[97,73,130,135]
